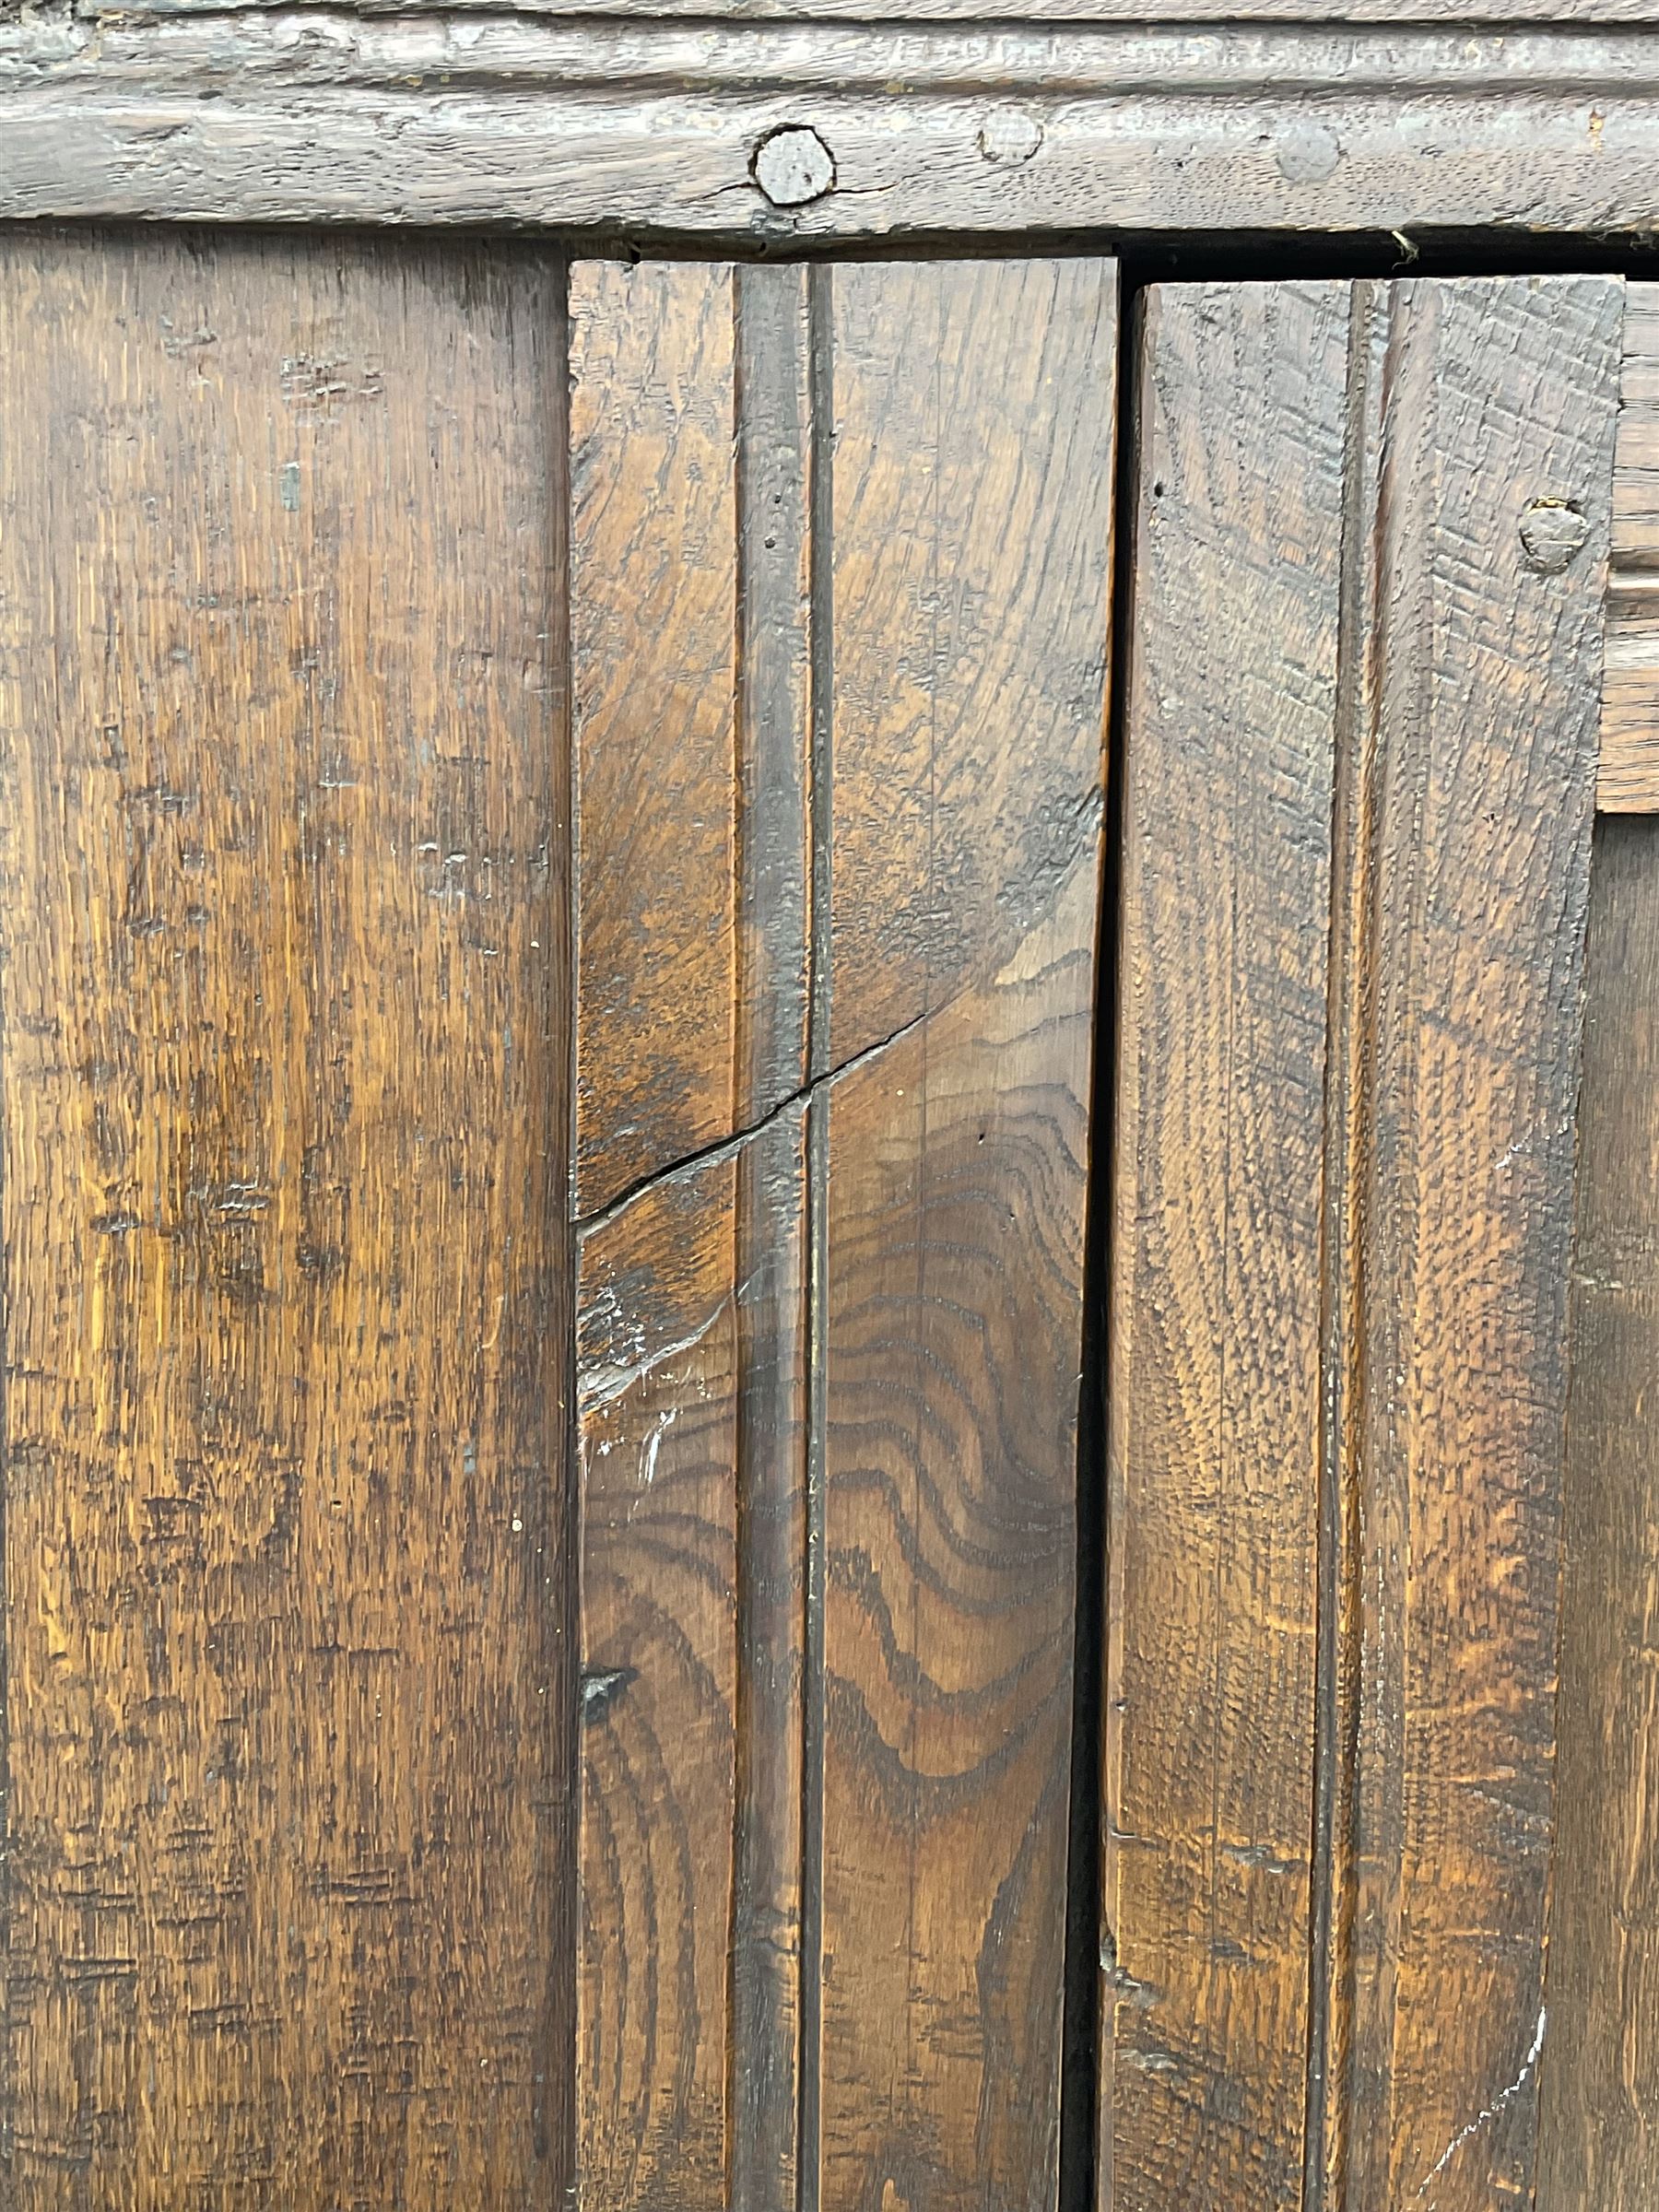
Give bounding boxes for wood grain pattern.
[569,254,1117,2212]
[11,18,1659,244]
[1600,284,1659,811]
[1537,815,1659,2211]
[818,257,1116,2212]
[0,229,571,2209]
[1331,276,1621,2212]
[1105,273,1623,2212]
[575,1116,808,2212]
[1103,280,1348,2212]
[570,260,738,1217]
[826,259,1116,1068]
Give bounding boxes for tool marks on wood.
[1105,279,1349,2212]
[1108,274,1621,2212]
[1538,816,1659,2212]
[0,231,571,2209]
[1334,276,1618,2212]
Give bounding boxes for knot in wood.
[1520,498,1591,573]
[752,125,836,208]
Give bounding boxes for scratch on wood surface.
[1413,2008,1547,2204]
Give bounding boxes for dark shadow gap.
[1057,271,1141,2212]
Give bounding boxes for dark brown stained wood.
[13,19,1659,243]
[1537,815,1659,2211]
[1601,284,1659,811]
[576,1114,808,2212]
[735,265,814,1129]
[570,253,1117,2212]
[818,256,1117,2212]
[570,260,814,1220]
[570,259,738,1217]
[1102,280,1349,2212]
[0,229,571,2207]
[827,257,1116,1064]
[1330,276,1621,2212]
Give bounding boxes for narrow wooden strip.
[576,1157,741,2211]
[1598,282,1659,811]
[575,1108,811,2212]
[735,265,813,1129]
[570,260,737,1216]
[818,256,1116,2212]
[0,229,571,2207]
[1104,279,1348,2212]
[1340,275,1621,2212]
[1536,816,1659,2211]
[827,257,1117,1065]
[732,1108,810,2212]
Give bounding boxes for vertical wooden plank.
[571,257,812,2212]
[574,1113,807,2212]
[1335,276,1622,2212]
[570,260,738,1216]
[1554,821,1659,2194]
[1103,280,1349,2212]
[1599,283,1659,812]
[575,1154,740,2212]
[818,257,1117,2212]
[0,230,571,2209]
[1537,816,1659,2210]
[825,260,1117,1069]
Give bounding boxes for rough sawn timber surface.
[1537,816,1659,2212]
[0,229,573,2210]
[1108,274,1621,2212]
[6,15,1659,241]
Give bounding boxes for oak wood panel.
[1332,276,1621,2212]
[1601,284,1659,812]
[820,866,1099,2212]
[1103,280,1348,2212]
[0,229,571,2208]
[576,1117,808,2212]
[827,259,1116,1068]
[1536,816,1659,2211]
[570,253,1116,2212]
[570,260,737,1217]
[12,18,1659,243]
[817,256,1116,2212]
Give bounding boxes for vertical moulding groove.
[806,266,835,1092]
[731,260,814,2212]
[549,250,582,2209]
[1303,277,1385,2212]
[796,263,834,2212]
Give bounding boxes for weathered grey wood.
[104,0,1659,24]
[6,12,1659,239]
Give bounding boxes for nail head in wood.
[752,126,835,208]
[978,111,1044,167]
[1520,497,1592,573]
